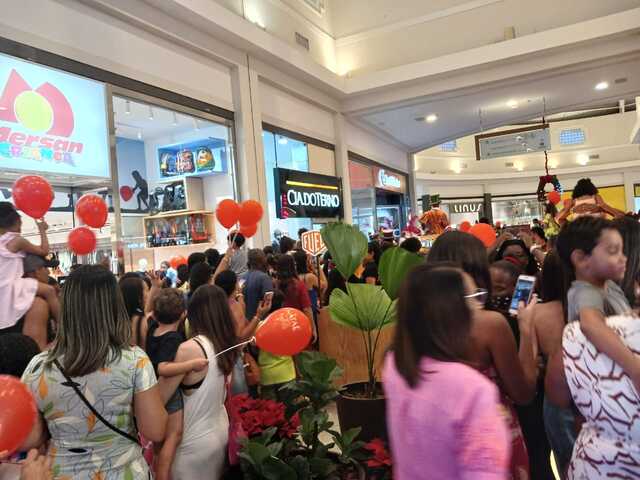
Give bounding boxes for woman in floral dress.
[20,265,167,479]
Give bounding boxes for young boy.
[556,216,638,388]
[145,288,207,480]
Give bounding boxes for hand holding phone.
[509,275,536,315]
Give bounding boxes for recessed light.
[514,162,524,171]
[577,154,589,165]
[507,99,518,109]
[125,100,131,115]
[595,81,609,91]
[425,114,438,123]
[549,159,559,169]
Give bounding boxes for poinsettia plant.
[230,394,300,439]
[364,438,393,480]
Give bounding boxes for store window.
[492,198,543,226]
[263,130,312,244]
[113,95,235,271]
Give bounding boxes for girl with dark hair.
[557,178,625,225]
[543,202,560,238]
[159,284,238,478]
[20,265,167,479]
[428,231,538,479]
[384,264,510,479]
[275,254,313,322]
[119,273,149,347]
[612,215,640,310]
[496,238,539,276]
[187,262,212,299]
[293,250,326,321]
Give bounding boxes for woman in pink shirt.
[384,264,511,480]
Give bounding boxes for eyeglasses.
[464,288,488,304]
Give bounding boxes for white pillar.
[333,113,353,223]
[230,57,269,247]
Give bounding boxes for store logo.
[0,69,74,136]
[287,189,340,208]
[378,169,401,189]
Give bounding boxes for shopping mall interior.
[1,1,640,479]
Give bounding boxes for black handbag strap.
[53,359,140,444]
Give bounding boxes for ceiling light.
[277,137,288,145]
[148,106,154,120]
[193,118,200,131]
[425,114,438,123]
[507,99,518,109]
[514,161,524,171]
[595,81,609,91]
[451,161,462,174]
[137,130,143,140]
[549,159,559,169]
[577,154,589,166]
[172,112,178,126]
[125,100,131,115]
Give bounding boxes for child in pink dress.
[0,202,60,348]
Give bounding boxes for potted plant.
[320,222,423,441]
[236,351,369,480]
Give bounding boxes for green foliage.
[320,222,368,280]
[329,283,395,332]
[378,246,424,300]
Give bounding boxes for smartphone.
[509,275,536,315]
[238,278,246,290]
[263,291,274,302]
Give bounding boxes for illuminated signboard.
[373,167,406,193]
[274,168,343,219]
[0,53,109,177]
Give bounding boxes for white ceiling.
[354,54,640,152]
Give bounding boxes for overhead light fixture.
[507,99,518,109]
[514,161,524,171]
[595,81,609,91]
[425,114,438,124]
[193,118,200,131]
[137,130,143,140]
[451,161,462,174]
[125,100,131,115]
[549,159,559,169]
[148,106,154,120]
[277,136,288,145]
[577,154,589,166]
[172,112,178,126]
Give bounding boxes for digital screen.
[0,52,110,177]
[158,138,227,178]
[510,277,535,312]
[274,168,343,219]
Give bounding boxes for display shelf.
[143,210,215,248]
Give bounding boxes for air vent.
[588,154,600,160]
[295,32,310,51]
[505,161,514,167]
[614,78,628,84]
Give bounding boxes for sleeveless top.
[0,232,38,328]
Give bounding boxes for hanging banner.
[274,167,343,219]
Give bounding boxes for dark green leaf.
[263,457,297,480]
[321,222,368,280]
[329,283,395,332]
[378,246,424,300]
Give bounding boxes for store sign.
[274,168,343,219]
[0,53,109,177]
[450,201,484,214]
[300,230,326,256]
[373,167,406,193]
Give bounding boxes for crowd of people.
[1,177,639,479]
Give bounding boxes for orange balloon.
[12,175,53,219]
[255,308,312,356]
[76,194,108,228]
[459,221,471,232]
[169,255,187,270]
[68,227,96,255]
[216,199,240,229]
[547,190,561,205]
[0,375,37,454]
[238,200,263,226]
[239,222,258,238]
[469,223,497,248]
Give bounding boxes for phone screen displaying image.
[509,276,536,313]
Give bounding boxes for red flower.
[229,394,300,439]
[364,438,392,468]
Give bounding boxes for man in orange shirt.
[419,195,450,235]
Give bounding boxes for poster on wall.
[158,138,227,178]
[0,52,110,177]
[274,167,343,219]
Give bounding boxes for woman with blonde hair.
[20,265,167,479]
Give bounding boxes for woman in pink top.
[383,264,511,480]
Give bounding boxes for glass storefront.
[0,48,236,274]
[491,197,543,226]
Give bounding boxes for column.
[333,113,353,223]
[230,57,269,247]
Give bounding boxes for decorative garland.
[536,151,563,202]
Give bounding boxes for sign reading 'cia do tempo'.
[0,53,109,177]
[274,167,343,219]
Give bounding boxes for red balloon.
[255,308,312,356]
[469,223,497,248]
[76,194,108,228]
[12,175,53,219]
[169,255,187,270]
[68,227,97,255]
[548,190,561,205]
[239,222,258,238]
[238,200,263,226]
[459,221,471,232]
[120,186,133,202]
[216,199,240,229]
[0,375,37,454]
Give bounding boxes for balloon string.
[212,338,255,359]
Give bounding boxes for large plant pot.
[336,382,387,443]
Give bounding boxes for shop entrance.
[375,190,406,236]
